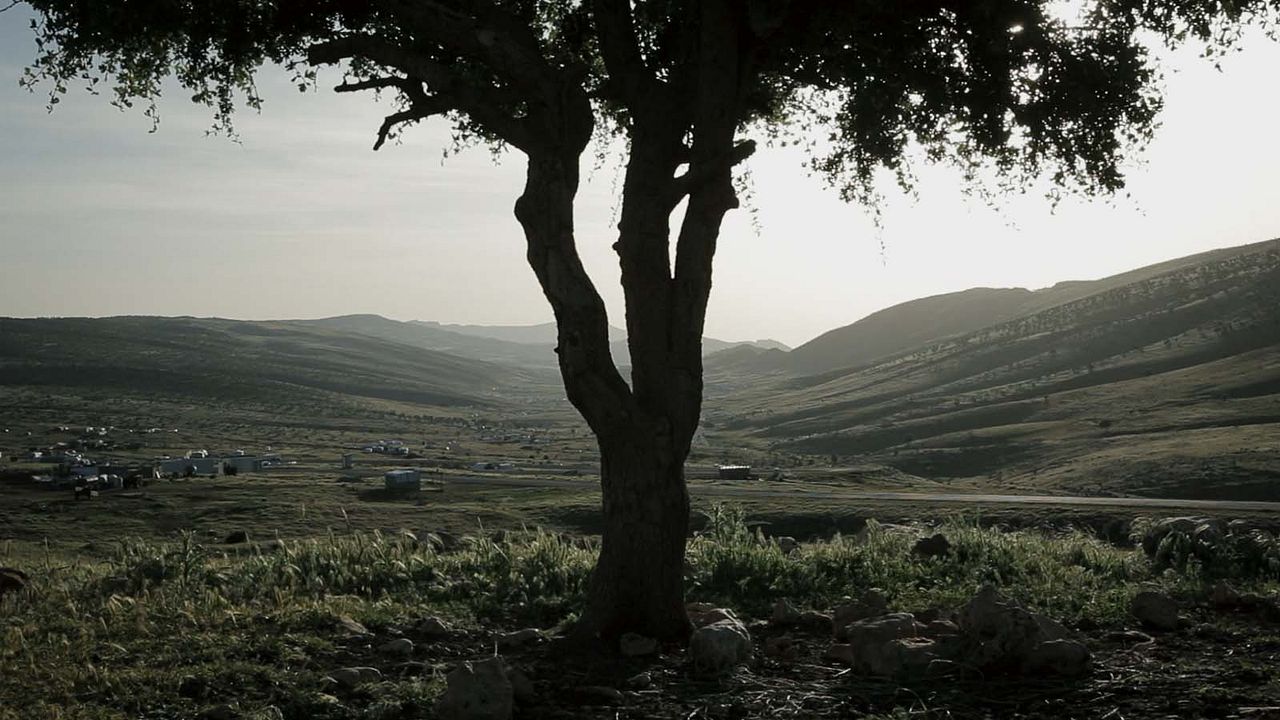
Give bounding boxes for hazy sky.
[1,10,1278,347]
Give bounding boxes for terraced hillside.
[709,239,1280,500]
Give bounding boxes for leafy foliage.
[17,1,1277,200]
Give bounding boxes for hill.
[310,315,788,367]
[0,316,531,411]
[709,238,1280,500]
[725,239,1280,378]
[783,287,1038,375]
[299,314,561,368]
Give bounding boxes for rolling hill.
[303,315,789,368]
[708,238,1280,500]
[712,238,1280,378]
[0,316,534,410]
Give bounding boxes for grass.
[3,505,1278,719]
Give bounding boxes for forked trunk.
[576,430,693,642]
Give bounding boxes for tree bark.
[577,428,693,641]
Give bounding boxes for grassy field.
[3,508,1278,719]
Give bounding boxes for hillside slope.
[784,287,1036,375]
[0,316,526,410]
[309,315,788,367]
[711,238,1280,500]
[746,239,1280,377]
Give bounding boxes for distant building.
[717,465,752,480]
[222,456,266,474]
[384,469,422,491]
[157,456,222,477]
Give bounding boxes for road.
[441,471,1280,513]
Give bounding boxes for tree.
[15,0,1275,644]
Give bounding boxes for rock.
[619,632,658,657]
[826,636,939,677]
[824,643,856,664]
[764,635,797,660]
[869,638,939,677]
[435,657,513,720]
[0,567,31,598]
[335,615,370,637]
[912,608,942,624]
[922,620,960,638]
[958,585,1077,671]
[379,638,414,658]
[776,536,799,555]
[1241,593,1280,621]
[625,672,652,690]
[688,605,739,628]
[416,616,451,639]
[1210,581,1242,609]
[328,666,382,690]
[771,598,802,626]
[223,530,249,544]
[199,703,238,720]
[841,613,921,648]
[798,610,832,628]
[498,628,544,649]
[833,589,890,638]
[507,667,536,705]
[1024,639,1091,677]
[912,533,951,559]
[689,617,752,676]
[1131,590,1180,631]
[576,686,624,705]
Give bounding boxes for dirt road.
[443,471,1280,513]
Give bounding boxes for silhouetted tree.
[14,0,1276,644]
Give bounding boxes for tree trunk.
[576,428,693,643]
[512,0,754,646]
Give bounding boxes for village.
[0,419,767,504]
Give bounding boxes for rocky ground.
[251,585,1280,720]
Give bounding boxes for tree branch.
[373,99,451,150]
[591,0,654,106]
[308,36,537,151]
[669,139,757,205]
[334,77,408,94]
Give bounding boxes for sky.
[1,10,1278,348]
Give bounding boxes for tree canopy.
[22,1,1274,204]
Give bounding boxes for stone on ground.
[958,585,1088,676]
[498,628,544,649]
[688,604,740,628]
[416,616,451,639]
[328,667,382,690]
[832,589,890,638]
[379,638,414,658]
[1131,590,1180,631]
[689,616,752,677]
[435,657,513,720]
[771,598,802,626]
[619,632,658,657]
